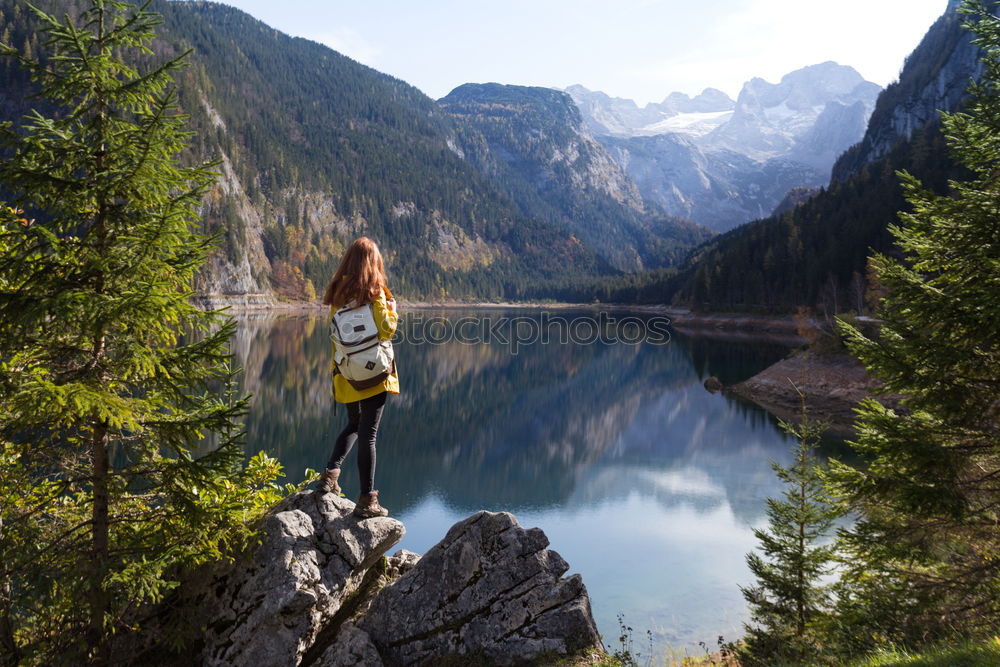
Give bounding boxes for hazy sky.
[214,0,950,105]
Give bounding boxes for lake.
[232,308,801,652]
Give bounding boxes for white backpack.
[330,301,395,390]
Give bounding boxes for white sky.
[212,0,951,105]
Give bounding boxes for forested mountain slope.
[1,0,710,301]
[662,1,978,313]
[440,83,709,272]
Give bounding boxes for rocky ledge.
[727,351,898,435]
[125,491,602,666]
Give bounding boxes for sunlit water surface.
[232,309,801,651]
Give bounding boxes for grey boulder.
[314,623,384,667]
[357,510,602,666]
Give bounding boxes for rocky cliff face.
[832,0,981,181]
[788,99,873,170]
[195,145,274,303]
[568,63,880,231]
[120,492,603,666]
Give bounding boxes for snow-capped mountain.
[566,85,735,138]
[704,62,880,161]
[565,62,881,231]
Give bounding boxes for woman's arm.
[371,290,398,341]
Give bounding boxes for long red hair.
[322,237,388,307]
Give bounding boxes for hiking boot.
[318,468,341,496]
[353,491,388,518]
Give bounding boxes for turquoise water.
[234,309,798,651]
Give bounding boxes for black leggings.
[326,391,387,495]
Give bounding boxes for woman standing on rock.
[318,237,398,518]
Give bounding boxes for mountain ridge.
[567,62,880,231]
[439,82,709,272]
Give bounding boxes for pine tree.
[739,410,839,666]
[831,0,1000,650]
[0,2,283,662]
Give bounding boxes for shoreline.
[209,298,807,347]
[726,351,895,436]
[207,296,803,336]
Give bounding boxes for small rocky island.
[124,491,603,666]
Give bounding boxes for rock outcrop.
[356,511,601,666]
[129,491,403,666]
[128,494,602,666]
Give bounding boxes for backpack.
[330,300,395,390]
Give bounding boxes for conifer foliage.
[0,1,282,662]
[740,412,839,665]
[832,0,1000,649]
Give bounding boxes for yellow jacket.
[331,288,399,403]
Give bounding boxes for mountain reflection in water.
[233,310,798,650]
